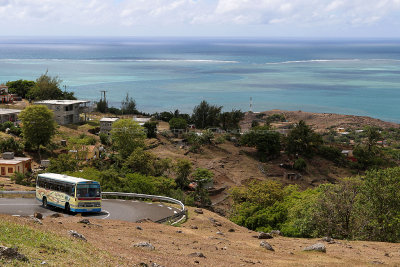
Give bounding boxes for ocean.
[0,37,399,122]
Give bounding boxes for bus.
[36,173,101,213]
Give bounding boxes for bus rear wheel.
[42,197,47,208]
[65,203,71,214]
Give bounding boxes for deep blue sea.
[0,37,399,122]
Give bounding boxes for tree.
[26,72,76,100]
[110,119,146,158]
[357,167,400,242]
[96,99,108,113]
[143,121,158,138]
[124,148,157,176]
[192,168,214,207]
[175,159,192,189]
[0,137,24,156]
[19,105,56,157]
[220,110,244,131]
[312,178,362,239]
[240,125,281,158]
[286,120,322,157]
[169,117,187,131]
[6,80,36,98]
[365,126,382,151]
[47,154,79,173]
[192,100,222,129]
[121,93,138,114]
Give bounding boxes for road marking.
[0,204,37,206]
[100,210,110,220]
[158,204,163,207]
[132,200,138,202]
[146,202,152,205]
[117,199,126,202]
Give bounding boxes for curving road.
[0,198,181,222]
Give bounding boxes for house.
[99,117,119,135]
[341,150,354,157]
[34,100,91,125]
[0,85,13,103]
[0,109,21,124]
[133,116,151,126]
[0,152,31,177]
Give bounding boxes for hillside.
[1,209,400,266]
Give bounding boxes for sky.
[1,0,400,38]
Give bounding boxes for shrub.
[293,158,307,172]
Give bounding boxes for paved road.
[0,198,181,222]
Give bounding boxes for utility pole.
[100,90,107,101]
[249,97,253,113]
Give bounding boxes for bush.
[318,145,346,165]
[11,172,33,186]
[293,158,307,172]
[169,117,187,131]
[143,121,158,138]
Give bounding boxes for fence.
[0,191,187,225]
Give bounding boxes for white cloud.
[0,0,399,36]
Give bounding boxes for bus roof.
[38,173,99,185]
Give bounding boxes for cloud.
[0,0,400,36]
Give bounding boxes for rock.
[32,217,43,225]
[303,243,326,253]
[150,263,164,267]
[321,236,333,242]
[257,232,273,239]
[136,218,153,223]
[68,230,87,241]
[191,226,198,229]
[260,241,274,251]
[0,245,28,262]
[228,228,235,232]
[216,231,224,235]
[136,226,143,230]
[34,212,43,220]
[270,230,281,236]
[176,230,183,233]
[194,209,203,214]
[78,219,90,225]
[188,252,206,258]
[133,242,155,251]
[214,222,222,227]
[41,261,48,265]
[49,213,63,218]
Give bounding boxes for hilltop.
[1,208,400,266]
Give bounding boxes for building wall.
[0,161,31,177]
[40,103,81,125]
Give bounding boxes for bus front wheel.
[42,197,47,208]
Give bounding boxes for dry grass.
[2,208,400,266]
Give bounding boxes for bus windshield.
[76,184,101,198]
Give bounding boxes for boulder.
[188,252,206,258]
[0,246,28,262]
[133,242,155,251]
[228,228,235,232]
[136,226,143,230]
[194,209,203,214]
[257,232,273,239]
[78,219,91,225]
[270,230,281,236]
[34,212,43,220]
[260,241,274,251]
[68,230,87,241]
[303,243,326,253]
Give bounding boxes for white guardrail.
[0,191,187,225]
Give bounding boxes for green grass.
[0,219,120,266]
